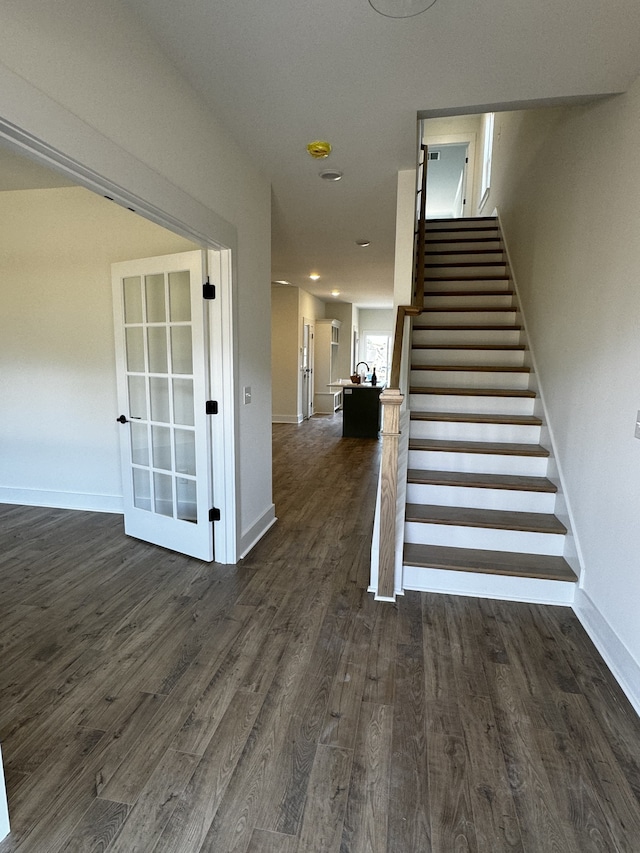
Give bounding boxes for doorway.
[425,142,470,219]
[302,320,314,420]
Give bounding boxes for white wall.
[0,0,273,552]
[0,187,196,510]
[487,86,640,711]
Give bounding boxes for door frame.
[421,131,478,217]
[301,318,314,420]
[0,78,239,563]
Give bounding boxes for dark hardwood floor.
[1,414,640,851]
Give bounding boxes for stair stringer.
[401,216,580,605]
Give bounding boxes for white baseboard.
[403,565,576,605]
[239,503,277,559]
[573,588,640,717]
[272,414,303,424]
[0,487,122,514]
[0,745,9,842]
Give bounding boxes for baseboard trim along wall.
[272,414,304,424]
[573,588,640,718]
[239,504,277,560]
[0,488,122,514]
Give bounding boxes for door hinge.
[203,277,216,300]
[209,507,221,522]
[206,400,219,415]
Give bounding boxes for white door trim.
[0,67,240,563]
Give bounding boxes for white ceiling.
[8,0,640,307]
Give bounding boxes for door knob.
[116,415,128,424]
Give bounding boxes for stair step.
[425,275,510,282]
[403,543,577,582]
[425,237,502,245]
[413,324,522,331]
[410,387,536,397]
[412,345,525,351]
[405,504,566,535]
[422,306,517,313]
[411,364,530,373]
[424,289,513,298]
[409,438,549,457]
[410,412,541,426]
[407,469,556,492]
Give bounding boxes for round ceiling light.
[355,239,371,247]
[307,140,332,159]
[368,0,437,17]
[319,169,343,182]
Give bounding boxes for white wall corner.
[574,588,640,718]
[238,504,277,560]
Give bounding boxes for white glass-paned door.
[112,251,214,561]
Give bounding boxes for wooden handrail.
[374,144,428,600]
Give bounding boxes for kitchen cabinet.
[314,319,342,414]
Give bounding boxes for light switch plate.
[244,386,252,405]
[635,410,640,439]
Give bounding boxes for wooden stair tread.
[409,438,549,456]
[413,324,523,331]
[403,543,577,582]
[410,411,541,425]
[422,306,517,312]
[424,289,513,297]
[410,386,536,397]
[407,469,557,492]
[426,216,497,223]
[412,344,526,351]
[411,364,530,372]
[405,503,566,534]
[425,249,504,256]
[425,275,511,281]
[425,261,507,268]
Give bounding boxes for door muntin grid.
[123,271,198,523]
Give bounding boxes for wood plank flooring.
[1,414,640,851]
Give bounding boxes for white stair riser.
[421,311,518,326]
[425,252,505,264]
[409,394,535,415]
[409,419,541,444]
[411,348,525,367]
[404,522,565,556]
[424,278,510,293]
[412,328,522,346]
[426,229,500,240]
[427,265,507,278]
[425,241,503,253]
[405,483,556,513]
[423,294,514,309]
[408,449,548,477]
[411,369,530,390]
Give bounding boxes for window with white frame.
[362,332,392,383]
[479,112,494,211]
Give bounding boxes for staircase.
[402,216,578,600]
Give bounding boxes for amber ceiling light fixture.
[368,0,437,17]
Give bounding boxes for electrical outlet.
[635,411,640,439]
[244,386,252,405]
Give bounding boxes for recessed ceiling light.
[272,279,291,285]
[309,273,320,281]
[319,169,343,182]
[331,290,340,297]
[355,239,371,247]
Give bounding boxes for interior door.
[302,321,314,419]
[111,251,214,561]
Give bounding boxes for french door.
[111,251,214,560]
